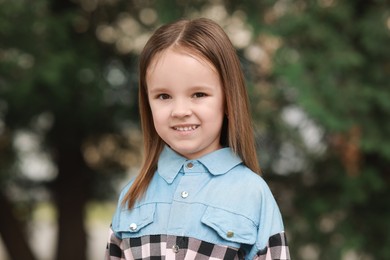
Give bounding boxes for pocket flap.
[201,206,257,244]
[117,203,156,233]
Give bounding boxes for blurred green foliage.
[0,0,389,259]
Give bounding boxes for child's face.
[146,48,225,159]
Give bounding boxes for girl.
[106,18,290,260]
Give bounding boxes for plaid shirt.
[105,228,290,259]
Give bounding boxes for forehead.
[147,47,217,76]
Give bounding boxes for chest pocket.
[116,203,156,236]
[201,206,257,245]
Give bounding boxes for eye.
[192,92,207,98]
[157,93,171,100]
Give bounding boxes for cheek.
[149,104,167,127]
[215,98,226,118]
[148,100,159,117]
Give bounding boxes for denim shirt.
[111,146,286,259]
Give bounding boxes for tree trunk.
[0,191,37,260]
[54,145,89,260]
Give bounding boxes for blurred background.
[0,0,389,259]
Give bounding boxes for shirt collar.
[157,145,243,184]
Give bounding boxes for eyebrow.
[147,86,170,94]
[148,85,215,93]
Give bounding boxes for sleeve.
[105,180,136,260]
[252,232,290,260]
[105,225,124,260]
[246,182,291,260]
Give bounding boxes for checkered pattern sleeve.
[105,226,133,260]
[253,232,290,260]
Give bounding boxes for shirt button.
[181,191,189,198]
[172,245,179,253]
[129,223,137,231]
[186,162,194,169]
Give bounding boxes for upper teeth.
[175,126,197,131]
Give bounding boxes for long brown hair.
[123,18,260,209]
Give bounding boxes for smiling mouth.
[173,125,199,131]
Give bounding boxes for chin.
[172,147,201,159]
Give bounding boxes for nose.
[171,99,192,118]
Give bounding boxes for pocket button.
[129,223,137,231]
[226,231,234,238]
